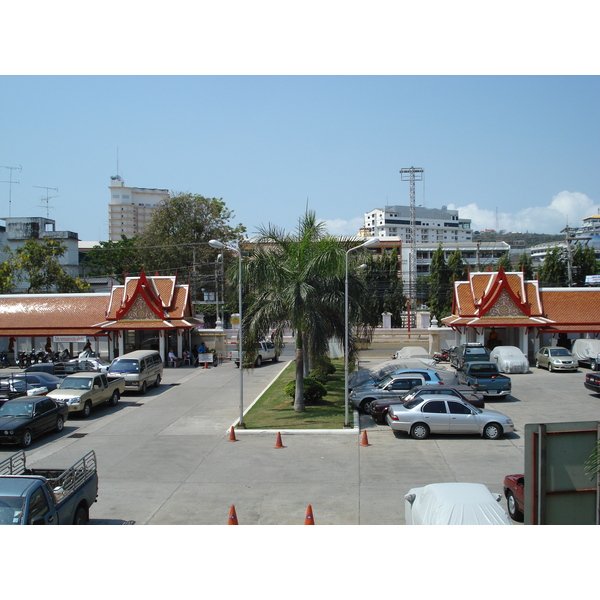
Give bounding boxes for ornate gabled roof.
[443,269,600,332]
[101,271,194,330]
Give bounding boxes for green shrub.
[309,355,337,383]
[284,377,328,405]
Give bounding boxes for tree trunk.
[294,332,306,412]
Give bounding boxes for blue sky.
[2,6,599,243]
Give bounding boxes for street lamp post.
[209,239,245,428]
[345,238,379,427]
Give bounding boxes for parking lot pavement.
[2,351,600,525]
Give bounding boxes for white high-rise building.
[108,176,170,241]
[363,205,472,243]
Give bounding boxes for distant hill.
[473,231,564,248]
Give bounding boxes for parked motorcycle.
[433,348,450,363]
[0,351,10,368]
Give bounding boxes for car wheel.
[410,423,430,440]
[81,401,92,419]
[506,491,524,522]
[155,375,161,387]
[360,399,374,413]
[56,415,65,432]
[140,381,147,395]
[255,356,262,367]
[21,429,32,448]
[483,422,502,440]
[592,360,598,371]
[108,391,119,407]
[548,362,553,372]
[535,359,540,368]
[73,505,88,525]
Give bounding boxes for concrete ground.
[2,341,600,525]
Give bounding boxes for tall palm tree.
[242,211,370,412]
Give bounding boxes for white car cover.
[571,339,600,362]
[490,346,529,373]
[394,346,429,359]
[404,482,512,525]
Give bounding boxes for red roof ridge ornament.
[477,266,532,318]
[115,270,166,321]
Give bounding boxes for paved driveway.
[1,350,599,525]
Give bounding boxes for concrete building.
[0,217,79,290]
[108,176,169,241]
[363,205,473,243]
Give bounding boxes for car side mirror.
[405,493,416,505]
[493,493,502,502]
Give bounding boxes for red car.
[503,474,524,522]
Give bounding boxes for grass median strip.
[242,359,353,429]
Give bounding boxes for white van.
[108,350,163,394]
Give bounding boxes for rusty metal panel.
[525,421,600,525]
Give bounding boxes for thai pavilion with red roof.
[442,266,600,358]
[0,271,204,362]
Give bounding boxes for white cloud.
[323,216,365,236]
[448,191,597,234]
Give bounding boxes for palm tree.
[242,211,370,412]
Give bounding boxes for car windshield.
[0,496,25,525]
[0,402,34,417]
[109,359,139,373]
[58,377,92,390]
[550,348,571,357]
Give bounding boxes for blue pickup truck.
[456,362,512,397]
[0,450,98,525]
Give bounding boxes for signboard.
[53,336,87,343]
[585,275,600,285]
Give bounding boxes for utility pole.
[1,165,22,217]
[400,166,424,312]
[34,185,59,218]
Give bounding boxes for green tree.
[362,247,405,327]
[516,252,534,279]
[428,244,453,324]
[447,248,467,282]
[496,252,513,271]
[538,247,567,286]
[11,239,89,293]
[572,243,597,284]
[0,248,18,293]
[83,236,143,283]
[135,193,246,294]
[240,211,369,413]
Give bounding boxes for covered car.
[490,345,529,374]
[393,346,429,359]
[404,482,512,525]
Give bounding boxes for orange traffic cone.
[360,430,370,447]
[228,426,237,442]
[304,504,315,525]
[228,505,239,525]
[274,431,285,449]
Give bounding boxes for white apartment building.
[363,205,472,243]
[108,176,170,241]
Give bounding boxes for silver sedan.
[535,347,578,372]
[386,394,514,440]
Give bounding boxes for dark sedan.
[584,373,600,393]
[370,384,485,424]
[0,396,68,448]
[4,373,62,392]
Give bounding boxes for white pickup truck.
[230,341,279,367]
[47,372,126,418]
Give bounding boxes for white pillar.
[118,331,125,357]
[159,331,166,363]
[382,312,392,329]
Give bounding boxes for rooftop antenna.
[34,185,59,218]
[1,164,22,217]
